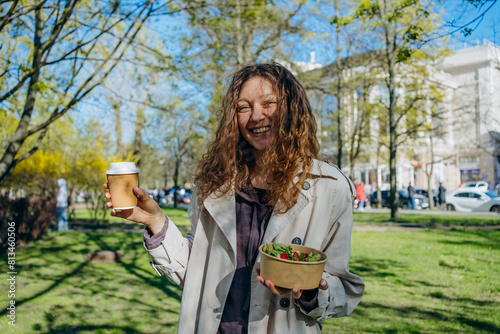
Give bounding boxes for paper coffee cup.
[106,162,140,210]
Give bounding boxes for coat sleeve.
[295,175,365,321]
[144,189,199,288]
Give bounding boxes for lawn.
[1,209,498,333]
[67,207,191,231]
[353,212,500,227]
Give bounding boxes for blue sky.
[442,0,500,49]
[76,0,500,147]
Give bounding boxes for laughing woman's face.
[236,77,277,152]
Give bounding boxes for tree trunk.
[0,5,43,184]
[113,103,123,156]
[376,144,382,209]
[132,106,146,167]
[173,156,180,209]
[334,0,343,169]
[384,19,399,221]
[388,64,399,220]
[389,129,398,221]
[235,0,243,65]
[426,135,435,209]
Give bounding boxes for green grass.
[68,208,191,231]
[0,231,182,333]
[354,212,500,227]
[1,212,498,333]
[323,229,499,333]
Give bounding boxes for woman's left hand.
[256,268,329,299]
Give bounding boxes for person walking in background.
[356,181,366,211]
[438,182,447,210]
[407,182,416,210]
[56,178,69,232]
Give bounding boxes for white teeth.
[252,126,270,134]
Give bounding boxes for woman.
[104,63,364,333]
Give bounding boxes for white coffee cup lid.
[105,162,140,175]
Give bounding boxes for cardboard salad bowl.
[258,243,328,290]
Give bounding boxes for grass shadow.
[359,302,500,333]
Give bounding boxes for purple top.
[144,186,318,334]
[218,186,274,334]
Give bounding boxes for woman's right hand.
[103,183,166,234]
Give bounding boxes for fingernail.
[320,280,327,287]
[134,187,139,191]
[266,282,270,288]
[292,289,298,293]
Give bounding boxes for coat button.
[291,237,302,245]
[280,298,290,308]
[303,181,310,190]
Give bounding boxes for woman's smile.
[237,77,277,152]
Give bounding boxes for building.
[311,40,500,195]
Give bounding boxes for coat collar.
[202,161,321,255]
[203,190,237,256]
[262,189,310,244]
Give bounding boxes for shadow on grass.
[428,293,498,307]
[38,323,175,334]
[358,302,499,333]
[350,258,447,288]
[0,231,182,323]
[0,261,89,317]
[84,232,183,303]
[350,258,405,278]
[70,218,144,231]
[437,230,500,250]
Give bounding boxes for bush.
[0,196,56,253]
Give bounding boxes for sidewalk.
[357,206,500,217]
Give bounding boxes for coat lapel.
[203,191,237,258]
[262,161,326,244]
[262,190,310,244]
[202,159,323,258]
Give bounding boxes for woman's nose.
[250,104,266,122]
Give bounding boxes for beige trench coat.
[146,160,365,333]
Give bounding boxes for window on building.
[460,157,480,164]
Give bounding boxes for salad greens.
[263,242,322,262]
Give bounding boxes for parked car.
[415,189,439,205]
[177,192,191,204]
[370,190,429,210]
[460,181,494,192]
[445,189,500,212]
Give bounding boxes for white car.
[446,188,500,213]
[460,181,494,192]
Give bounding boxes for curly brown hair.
[194,62,319,213]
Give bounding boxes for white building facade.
[312,41,500,194]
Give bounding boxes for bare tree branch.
[26,2,154,137]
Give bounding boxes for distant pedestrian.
[56,178,69,232]
[438,182,447,210]
[356,181,366,211]
[407,183,416,210]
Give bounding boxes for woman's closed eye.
[238,105,250,112]
[263,100,276,107]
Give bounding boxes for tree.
[348,0,446,220]
[176,0,309,131]
[165,109,204,207]
[0,0,162,184]
[3,114,122,224]
[436,0,499,40]
[302,1,383,174]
